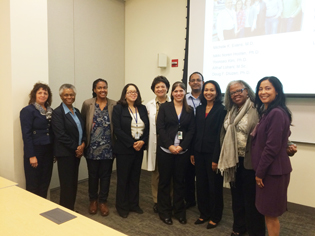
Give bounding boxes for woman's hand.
[287,144,297,156]
[255,176,264,188]
[174,146,183,153]
[133,141,145,151]
[190,155,195,165]
[75,142,85,158]
[212,162,218,172]
[29,156,38,168]
[168,145,178,154]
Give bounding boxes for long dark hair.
[92,78,108,98]
[171,81,192,113]
[117,83,142,107]
[28,83,52,107]
[254,76,292,122]
[199,80,222,106]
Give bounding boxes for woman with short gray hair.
[218,80,265,236]
[52,83,86,210]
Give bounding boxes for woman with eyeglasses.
[112,84,149,218]
[156,81,195,225]
[218,80,265,236]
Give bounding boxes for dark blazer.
[251,107,292,179]
[157,101,195,151]
[51,103,86,157]
[193,102,226,163]
[81,97,117,149]
[20,104,53,159]
[112,103,149,155]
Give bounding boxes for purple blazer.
[251,107,292,179]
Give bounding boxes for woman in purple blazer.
[251,76,292,236]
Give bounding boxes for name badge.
[135,132,140,140]
[177,131,183,140]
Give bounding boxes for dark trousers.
[231,157,265,236]
[86,158,113,203]
[57,154,81,210]
[115,150,143,215]
[157,148,189,219]
[185,160,196,205]
[24,144,53,198]
[195,152,223,223]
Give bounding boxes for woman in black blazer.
[51,84,86,210]
[156,81,195,225]
[112,83,149,218]
[20,83,54,198]
[191,80,226,229]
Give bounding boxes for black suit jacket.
[51,103,86,157]
[112,103,149,155]
[156,101,195,151]
[193,102,226,163]
[20,104,54,159]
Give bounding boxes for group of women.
[20,75,295,236]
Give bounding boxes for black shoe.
[178,218,187,224]
[231,232,246,236]
[160,216,173,225]
[194,218,208,224]
[118,212,128,218]
[185,201,196,209]
[153,203,158,213]
[131,207,143,214]
[206,221,218,229]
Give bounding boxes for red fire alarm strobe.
[171,59,178,67]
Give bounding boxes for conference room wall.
[47,0,125,189]
[0,0,50,188]
[125,0,187,104]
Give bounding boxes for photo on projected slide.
[203,0,315,95]
[213,0,304,41]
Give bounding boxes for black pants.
[57,155,81,210]
[157,148,189,219]
[195,151,223,223]
[231,157,265,236]
[86,158,113,203]
[24,144,53,198]
[115,150,143,215]
[185,160,196,205]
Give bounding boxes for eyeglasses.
[126,91,138,95]
[190,79,202,83]
[230,88,246,96]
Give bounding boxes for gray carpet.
[50,170,315,236]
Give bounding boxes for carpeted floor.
[50,170,315,236]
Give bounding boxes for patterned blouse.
[87,103,113,160]
[236,9,246,30]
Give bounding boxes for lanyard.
[178,113,182,129]
[128,107,138,124]
[190,97,197,109]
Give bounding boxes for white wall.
[0,0,50,188]
[48,0,125,188]
[125,0,187,104]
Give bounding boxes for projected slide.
[203,0,315,95]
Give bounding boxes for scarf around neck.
[218,98,252,183]
[34,102,53,120]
